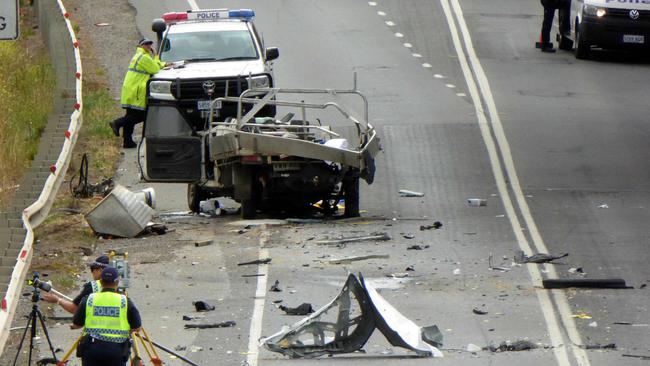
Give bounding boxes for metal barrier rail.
[0,0,83,354]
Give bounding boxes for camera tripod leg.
[36,308,59,362]
[12,311,35,366]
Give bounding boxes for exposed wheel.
[187,183,205,213]
[575,22,590,59]
[343,176,360,218]
[240,171,261,219]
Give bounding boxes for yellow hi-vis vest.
[120,47,164,110]
[90,280,102,293]
[84,292,130,343]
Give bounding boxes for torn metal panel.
[84,184,154,237]
[262,273,444,359]
[361,275,443,358]
[261,274,375,358]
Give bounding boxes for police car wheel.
[187,183,204,213]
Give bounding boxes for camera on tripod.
[26,272,51,302]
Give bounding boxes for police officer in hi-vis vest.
[42,255,109,313]
[71,267,142,366]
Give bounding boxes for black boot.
[109,120,120,137]
[123,139,137,149]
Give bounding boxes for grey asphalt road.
[38,0,650,365]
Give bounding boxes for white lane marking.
[394,32,404,38]
[403,42,413,48]
[385,20,395,26]
[187,0,199,10]
[422,63,432,68]
[446,0,591,364]
[412,53,422,58]
[434,74,444,79]
[445,83,455,88]
[378,11,386,16]
[246,230,271,366]
[438,0,576,365]
[368,1,377,6]
[456,92,467,97]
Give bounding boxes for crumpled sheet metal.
[261,273,443,358]
[261,274,375,358]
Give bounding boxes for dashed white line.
[368,1,377,6]
[377,11,386,16]
[422,62,432,68]
[246,229,271,366]
[403,42,413,48]
[434,74,445,79]
[385,20,395,26]
[394,32,404,38]
[445,83,455,88]
[412,53,422,58]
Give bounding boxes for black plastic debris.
[270,280,282,292]
[543,278,631,289]
[472,308,488,315]
[403,233,415,239]
[316,232,391,245]
[238,258,272,266]
[514,250,568,264]
[583,343,616,350]
[623,354,650,360]
[184,321,236,329]
[420,222,443,231]
[182,315,194,321]
[405,265,415,272]
[279,303,315,315]
[272,300,283,304]
[407,245,429,250]
[421,325,443,348]
[488,340,537,352]
[193,301,215,312]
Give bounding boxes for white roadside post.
[0,0,18,40]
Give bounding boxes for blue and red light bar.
[162,9,255,23]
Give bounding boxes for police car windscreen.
[160,30,259,62]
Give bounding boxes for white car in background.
[569,0,650,59]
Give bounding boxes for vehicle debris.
[623,354,650,360]
[488,340,538,352]
[279,303,315,315]
[407,245,429,250]
[184,321,236,329]
[389,273,409,278]
[405,265,415,271]
[242,274,266,278]
[597,204,609,209]
[571,312,592,319]
[472,308,488,315]
[238,258,272,266]
[488,253,511,271]
[193,301,215,312]
[194,240,214,247]
[420,221,442,230]
[85,184,155,238]
[543,278,630,289]
[466,343,482,353]
[328,254,390,265]
[261,273,443,358]
[467,198,487,207]
[613,322,650,327]
[514,250,568,264]
[399,189,425,197]
[316,232,391,245]
[568,267,585,275]
[403,233,415,239]
[270,280,282,292]
[199,198,221,217]
[582,343,616,350]
[286,218,323,224]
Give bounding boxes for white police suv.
[571,0,650,58]
[148,9,278,130]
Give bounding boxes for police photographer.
[71,267,141,366]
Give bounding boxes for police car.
[147,9,278,130]
[570,0,650,58]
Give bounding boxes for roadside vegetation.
[0,5,55,208]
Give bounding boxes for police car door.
[140,105,202,182]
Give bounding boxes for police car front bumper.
[581,15,650,49]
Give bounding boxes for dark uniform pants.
[81,338,130,366]
[541,0,571,46]
[111,108,146,144]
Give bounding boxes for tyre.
[187,183,204,213]
[343,176,360,218]
[575,22,590,60]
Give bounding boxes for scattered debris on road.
[467,343,482,353]
[279,303,315,315]
[316,232,391,245]
[488,340,538,352]
[261,273,443,358]
[238,258,272,266]
[472,308,488,315]
[568,267,585,275]
[242,274,266,278]
[407,244,429,250]
[403,233,415,239]
[488,253,511,271]
[420,221,443,230]
[623,354,650,360]
[467,198,487,207]
[270,280,282,292]
[327,254,390,265]
[571,312,592,319]
[514,250,568,264]
[194,240,213,247]
[193,301,215,312]
[399,189,425,197]
[287,218,323,224]
[184,321,236,329]
[543,278,630,289]
[597,204,609,209]
[582,343,616,350]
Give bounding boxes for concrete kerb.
[0,0,83,356]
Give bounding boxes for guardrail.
[0,0,83,355]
